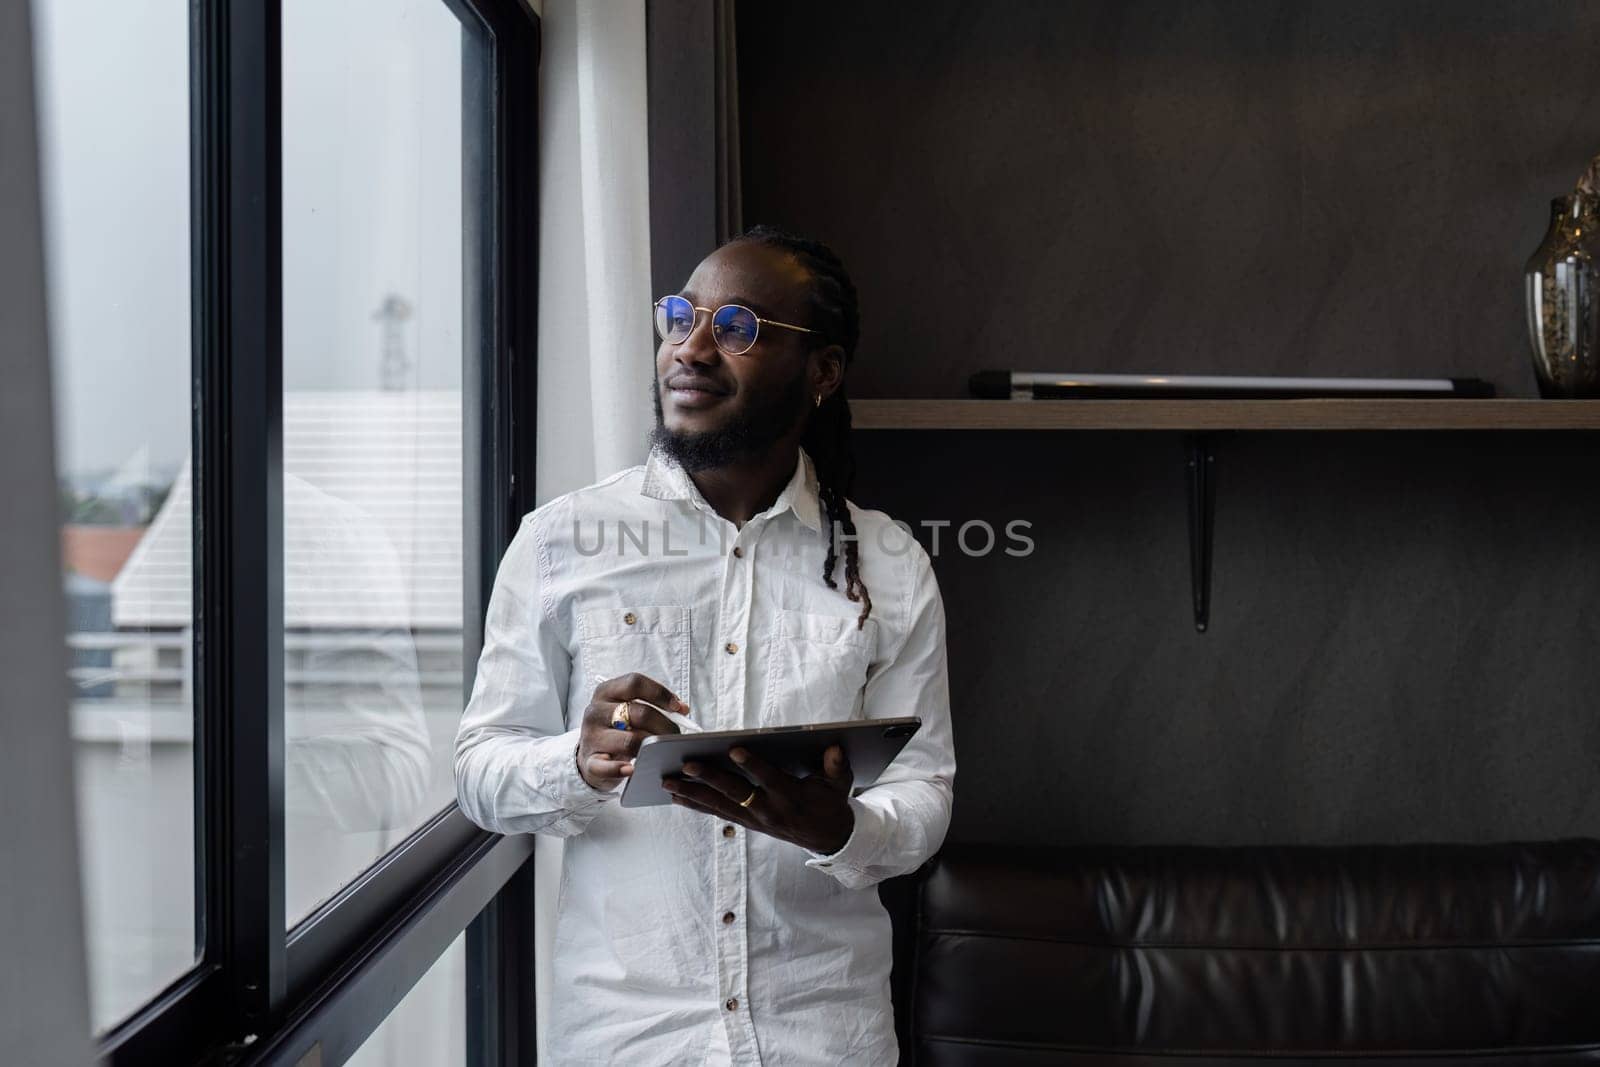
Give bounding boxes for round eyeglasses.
[652,294,819,356]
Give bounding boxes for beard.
[649,364,811,473]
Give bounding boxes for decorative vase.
[1525,192,1600,397]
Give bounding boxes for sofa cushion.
[912,841,1600,1064]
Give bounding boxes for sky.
[33,0,467,479]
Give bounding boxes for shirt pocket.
[575,604,693,710]
[763,609,877,726]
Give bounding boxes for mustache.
[648,369,813,471]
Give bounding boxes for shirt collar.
[640,442,823,533]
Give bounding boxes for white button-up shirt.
[455,442,956,1065]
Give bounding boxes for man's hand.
[577,673,690,792]
[662,744,855,856]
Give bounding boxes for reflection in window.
[281,0,474,923]
[33,0,197,1033]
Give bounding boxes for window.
[33,0,198,1033]
[280,0,475,926]
[24,0,542,1062]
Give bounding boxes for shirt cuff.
[803,794,881,875]
[543,725,623,806]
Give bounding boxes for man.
[455,225,955,1064]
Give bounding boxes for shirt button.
[722,824,736,838]
[622,612,636,625]
[724,641,739,655]
[732,546,743,558]
[722,911,736,925]
[725,998,739,1012]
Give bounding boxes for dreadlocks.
[730,224,873,630]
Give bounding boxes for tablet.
[619,716,922,808]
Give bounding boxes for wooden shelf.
[849,398,1600,431]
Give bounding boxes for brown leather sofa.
[893,841,1600,1064]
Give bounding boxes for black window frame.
[94,1,541,1063]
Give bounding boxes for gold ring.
[611,701,631,731]
[739,787,759,809]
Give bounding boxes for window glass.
[33,0,198,1033]
[347,931,467,1067]
[281,0,474,923]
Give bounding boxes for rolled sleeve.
[804,540,955,889]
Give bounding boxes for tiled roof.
[113,391,463,629]
[62,526,146,583]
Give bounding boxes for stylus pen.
[629,697,703,734]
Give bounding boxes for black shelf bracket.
[1184,434,1218,633]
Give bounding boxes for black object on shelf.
[969,369,1496,400]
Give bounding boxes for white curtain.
[2,2,93,1063]
[536,0,656,500]
[532,0,655,1057]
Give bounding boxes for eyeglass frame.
[652,294,821,356]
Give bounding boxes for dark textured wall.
[738,0,1600,398]
[853,431,1600,847]
[648,0,721,303]
[733,1,1600,846]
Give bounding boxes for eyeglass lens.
[711,305,759,354]
[654,296,694,343]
